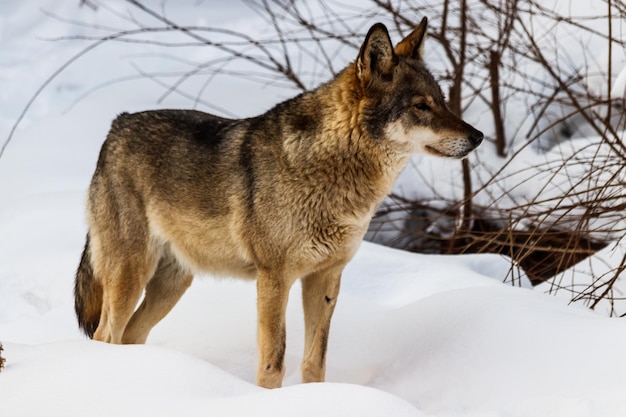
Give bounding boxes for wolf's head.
[355,18,483,159]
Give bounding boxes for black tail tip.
[77,315,98,339]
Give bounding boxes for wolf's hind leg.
[300,265,342,383]
[92,256,157,344]
[122,254,193,344]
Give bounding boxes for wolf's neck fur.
[283,64,409,222]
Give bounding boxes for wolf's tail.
[74,234,102,338]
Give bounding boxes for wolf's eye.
[414,102,431,112]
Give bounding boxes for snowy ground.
[2,2,626,416]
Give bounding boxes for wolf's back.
[74,234,102,338]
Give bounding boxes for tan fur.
[74,17,483,388]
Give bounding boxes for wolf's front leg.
[256,269,293,388]
[300,265,342,383]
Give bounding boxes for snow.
[2,1,626,416]
[611,65,626,99]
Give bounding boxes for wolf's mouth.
[425,144,473,159]
[425,145,449,157]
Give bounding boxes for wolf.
[74,17,483,389]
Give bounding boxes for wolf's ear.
[356,23,396,89]
[394,17,428,59]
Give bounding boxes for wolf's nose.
[469,129,484,146]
